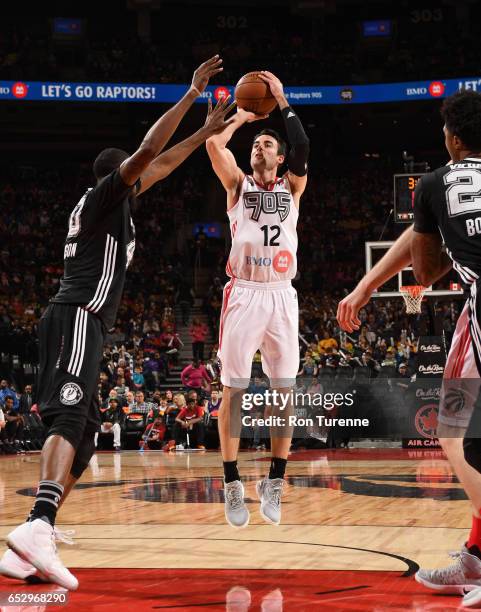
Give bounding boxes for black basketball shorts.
[37,303,104,434]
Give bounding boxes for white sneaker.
[224,480,250,529]
[256,477,285,526]
[7,520,78,590]
[463,585,481,607]
[415,547,481,594]
[261,588,284,612]
[0,548,40,581]
[226,586,251,612]
[0,527,75,582]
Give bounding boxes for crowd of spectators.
[0,161,206,382]
[0,156,466,453]
[2,5,481,86]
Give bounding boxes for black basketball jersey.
[51,169,137,329]
[413,157,481,284]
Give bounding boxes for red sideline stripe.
[219,279,235,350]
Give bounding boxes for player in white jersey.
[206,71,309,528]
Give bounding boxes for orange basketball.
[235,72,277,115]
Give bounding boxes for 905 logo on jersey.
[243,192,291,222]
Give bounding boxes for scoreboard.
[393,173,425,223]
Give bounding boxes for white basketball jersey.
[226,175,298,282]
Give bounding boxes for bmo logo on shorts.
[60,382,83,405]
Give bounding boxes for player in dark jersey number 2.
[1,56,235,590]
[337,91,481,605]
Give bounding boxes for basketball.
[235,72,278,115]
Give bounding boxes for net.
[400,285,426,314]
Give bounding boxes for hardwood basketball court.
[0,447,470,610]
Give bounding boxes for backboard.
[365,241,464,297]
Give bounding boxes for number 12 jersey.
[226,174,298,282]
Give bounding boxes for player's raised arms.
[137,96,236,196]
[120,55,224,187]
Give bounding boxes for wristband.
[190,85,201,97]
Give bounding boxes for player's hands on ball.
[258,71,286,105]
[191,55,224,94]
[204,96,237,135]
[336,284,373,332]
[236,107,269,123]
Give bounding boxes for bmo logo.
[429,81,445,97]
[12,82,28,98]
[406,87,427,96]
[214,86,230,101]
[273,250,293,273]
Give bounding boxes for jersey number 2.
[445,168,481,217]
[260,225,280,246]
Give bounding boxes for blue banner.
[1,76,481,105]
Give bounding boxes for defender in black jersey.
[337,91,481,600]
[2,56,235,590]
[411,92,481,596]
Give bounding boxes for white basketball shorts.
[438,299,481,428]
[217,278,299,388]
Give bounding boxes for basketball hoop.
[400,286,426,314]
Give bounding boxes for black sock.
[223,461,240,483]
[269,457,287,480]
[30,480,64,527]
[468,544,481,560]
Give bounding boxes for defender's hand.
[191,55,223,94]
[204,96,237,135]
[236,107,269,123]
[336,284,373,332]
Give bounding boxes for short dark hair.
[253,129,286,156]
[441,91,481,151]
[93,147,129,180]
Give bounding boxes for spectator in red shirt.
[189,317,209,361]
[187,389,204,410]
[181,359,211,397]
[159,328,182,364]
[141,416,166,450]
[174,398,205,449]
